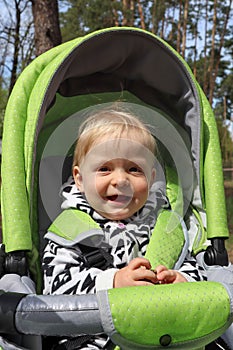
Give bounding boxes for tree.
[215,69,233,120]
[203,0,209,95]
[0,0,62,136]
[137,0,146,29]
[208,0,233,105]
[122,0,135,26]
[181,0,189,58]
[198,0,233,105]
[0,0,34,95]
[31,0,62,56]
[188,0,203,78]
[59,0,120,40]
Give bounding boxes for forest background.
[0,0,233,256]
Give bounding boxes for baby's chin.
[96,209,131,221]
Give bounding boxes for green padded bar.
[49,209,100,240]
[2,30,111,253]
[145,166,185,269]
[164,166,183,216]
[1,39,81,252]
[200,89,229,239]
[101,282,232,349]
[145,210,185,270]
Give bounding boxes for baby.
[43,107,206,349]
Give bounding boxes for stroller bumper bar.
[0,292,103,337]
[0,281,233,349]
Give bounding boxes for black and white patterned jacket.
[42,178,206,296]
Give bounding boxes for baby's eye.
[97,166,110,172]
[129,166,143,173]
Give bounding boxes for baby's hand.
[155,265,187,284]
[114,257,158,288]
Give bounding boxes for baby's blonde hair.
[73,108,157,167]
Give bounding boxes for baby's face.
[73,138,155,220]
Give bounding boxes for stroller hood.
[1,27,228,255]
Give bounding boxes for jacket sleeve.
[178,251,207,282]
[42,240,118,295]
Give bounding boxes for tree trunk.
[168,6,176,42]
[9,0,21,95]
[203,0,209,95]
[209,0,233,105]
[208,0,217,106]
[151,0,157,34]
[192,0,202,79]
[181,0,189,58]
[160,9,165,38]
[137,0,146,29]
[176,0,182,54]
[129,0,135,26]
[31,0,62,57]
[122,0,135,26]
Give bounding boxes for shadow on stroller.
[0,27,233,350]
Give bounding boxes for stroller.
[0,27,233,350]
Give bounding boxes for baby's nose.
[117,177,129,187]
[113,170,129,187]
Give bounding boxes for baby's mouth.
[106,194,131,203]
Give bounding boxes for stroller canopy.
[1,27,228,256]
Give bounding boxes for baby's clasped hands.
[113,258,187,288]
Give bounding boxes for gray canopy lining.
[40,29,201,189]
[58,30,200,124]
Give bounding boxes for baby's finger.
[155,265,168,274]
[134,268,158,284]
[157,269,176,283]
[128,257,151,270]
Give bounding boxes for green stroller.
[0,27,233,350]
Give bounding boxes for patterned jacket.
[42,178,206,296]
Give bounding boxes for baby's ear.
[73,166,84,192]
[149,168,156,187]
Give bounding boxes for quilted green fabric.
[145,210,185,269]
[200,89,229,239]
[107,282,231,348]
[49,209,100,240]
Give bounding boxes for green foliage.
[59,0,121,41]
